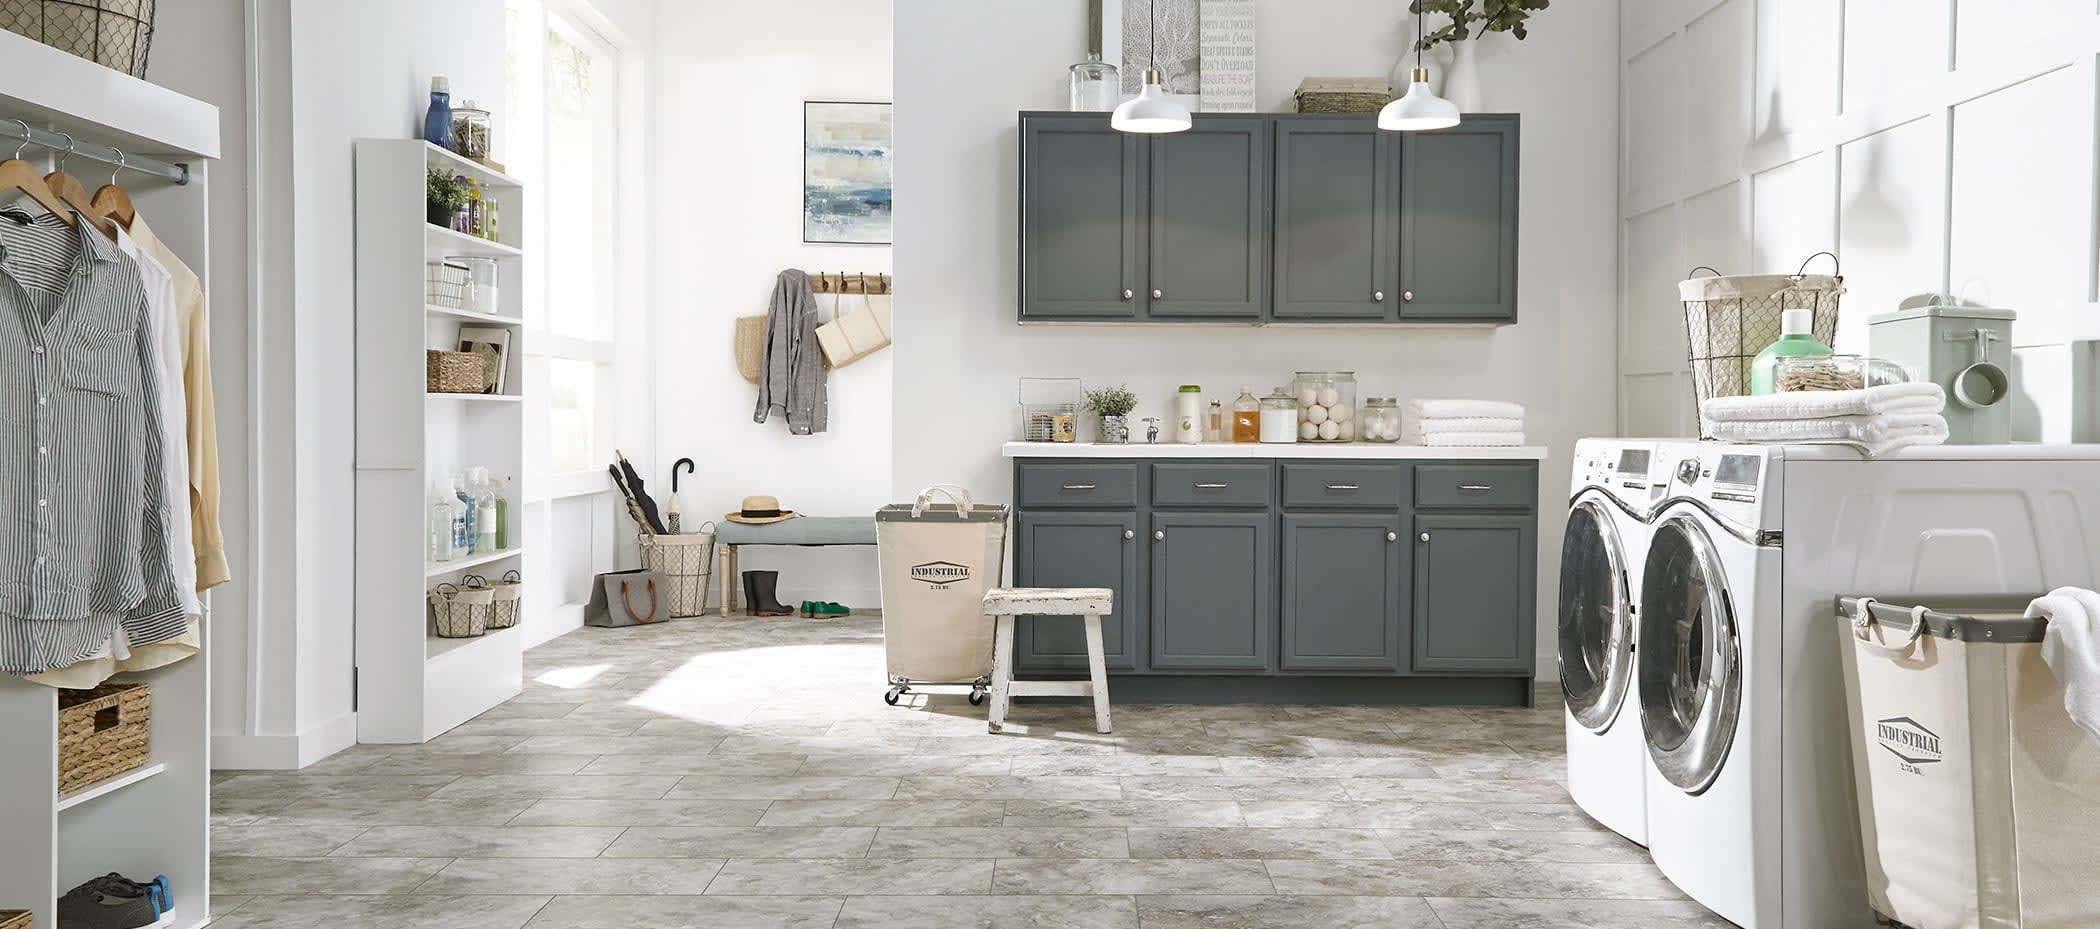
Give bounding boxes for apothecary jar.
[1289,372,1358,442]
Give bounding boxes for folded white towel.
[2026,587,2100,747]
[1405,416,1525,436]
[1418,431,1527,447]
[1701,383,1945,423]
[1705,413,1949,458]
[1408,399,1526,420]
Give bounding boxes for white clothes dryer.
[1637,442,2100,929]
[1560,439,1665,845]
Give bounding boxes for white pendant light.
[1380,6,1461,132]
[1113,3,1190,134]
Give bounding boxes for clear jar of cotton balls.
[1289,371,1358,442]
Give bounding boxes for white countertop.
[1002,441,1550,460]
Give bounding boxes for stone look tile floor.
[205,616,1727,929]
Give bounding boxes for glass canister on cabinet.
[1259,390,1301,444]
[1359,398,1402,443]
[1290,372,1358,442]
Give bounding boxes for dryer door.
[1637,512,1742,795]
[1559,497,1632,732]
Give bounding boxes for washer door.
[1559,498,1632,732]
[1637,513,1742,795]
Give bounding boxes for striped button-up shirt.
[0,212,185,675]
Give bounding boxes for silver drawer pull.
[1194,482,1231,490]
[1327,483,1360,492]
[1062,483,1098,491]
[1458,483,1494,493]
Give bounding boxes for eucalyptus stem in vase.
[1084,385,1139,444]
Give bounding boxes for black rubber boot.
[745,570,794,617]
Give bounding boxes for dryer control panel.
[1572,438,1666,513]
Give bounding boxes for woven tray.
[0,908,30,929]
[1295,77,1390,113]
[58,682,150,796]
[426,349,485,394]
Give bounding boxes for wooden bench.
[715,517,878,617]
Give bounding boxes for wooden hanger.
[0,119,73,226]
[41,132,118,240]
[90,148,137,230]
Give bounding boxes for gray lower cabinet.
[1398,116,1520,322]
[1280,514,1405,671]
[1012,511,1139,671]
[1411,513,1536,673]
[1150,511,1274,671]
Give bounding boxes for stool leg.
[987,614,1016,734]
[720,545,738,617]
[1083,614,1112,734]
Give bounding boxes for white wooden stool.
[981,587,1114,734]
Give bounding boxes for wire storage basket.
[430,581,493,638]
[0,0,154,77]
[475,571,523,630]
[1679,252,1843,431]
[1018,377,1081,443]
[638,524,715,618]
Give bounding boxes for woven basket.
[0,0,155,78]
[485,570,523,630]
[426,349,485,394]
[0,909,29,929]
[57,682,150,795]
[1294,77,1390,113]
[1679,252,1844,433]
[430,582,493,638]
[639,526,715,618]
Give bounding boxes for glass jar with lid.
[452,100,493,160]
[1070,53,1120,111]
[1258,390,1300,443]
[1359,398,1402,443]
[1289,372,1358,442]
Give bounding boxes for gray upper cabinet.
[1412,513,1535,673]
[1273,117,1394,320]
[1014,510,1140,672]
[1147,119,1268,319]
[1150,511,1274,671]
[1281,513,1406,671]
[1019,112,1518,325]
[1398,115,1520,322]
[1019,115,1143,320]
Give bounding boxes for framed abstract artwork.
[804,100,893,245]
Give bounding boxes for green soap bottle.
[1749,308,1833,395]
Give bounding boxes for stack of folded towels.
[1405,399,1527,447]
[1700,383,1949,458]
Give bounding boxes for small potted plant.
[427,169,468,228]
[1084,385,1139,444]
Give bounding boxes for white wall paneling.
[1618,0,2100,438]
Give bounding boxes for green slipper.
[797,601,815,618]
[808,602,852,619]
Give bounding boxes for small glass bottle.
[1070,52,1120,111]
[423,76,454,149]
[471,468,499,554]
[454,476,477,555]
[1231,386,1261,443]
[465,178,485,237]
[453,175,472,233]
[1207,400,1223,442]
[429,491,456,562]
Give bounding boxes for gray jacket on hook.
[754,269,827,435]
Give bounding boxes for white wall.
[1618,0,2100,437]
[651,0,894,609]
[894,1,1622,674]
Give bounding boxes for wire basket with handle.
[0,0,155,77]
[638,523,715,618]
[1679,252,1844,433]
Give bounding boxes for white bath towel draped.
[2026,587,2100,747]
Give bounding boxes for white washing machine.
[1637,442,2100,929]
[1560,438,1664,845]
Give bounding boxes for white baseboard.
[211,710,358,770]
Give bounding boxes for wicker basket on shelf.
[57,682,150,795]
[1294,77,1390,113]
[0,0,156,78]
[0,908,30,929]
[426,349,485,394]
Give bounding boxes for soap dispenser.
[1749,308,1832,395]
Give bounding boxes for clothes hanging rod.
[0,118,190,186]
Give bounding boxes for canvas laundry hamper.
[1836,595,2100,929]
[875,485,1007,705]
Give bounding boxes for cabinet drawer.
[1151,463,1270,508]
[1018,462,1138,508]
[1415,465,1535,509]
[1282,463,1405,509]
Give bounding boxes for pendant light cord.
[1149,1,1159,69]
[1415,4,1424,70]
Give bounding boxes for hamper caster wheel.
[884,687,904,706]
[969,690,986,706]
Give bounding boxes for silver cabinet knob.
[1151,288,1164,299]
[1123,529,1135,540]
[1402,291,1415,301]
[1154,530,1166,541]
[1419,532,1431,542]
[1387,531,1399,542]
[1122,288,1134,300]
[1373,290,1385,302]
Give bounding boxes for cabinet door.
[1145,119,1268,319]
[1020,115,1144,320]
[1014,511,1140,672]
[1150,511,1274,670]
[1412,513,1535,673]
[1398,115,1519,322]
[1281,513,1405,671]
[1272,117,1396,320]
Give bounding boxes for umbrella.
[616,449,669,535]
[667,458,695,533]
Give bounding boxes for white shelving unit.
[353,140,528,743]
[0,29,221,929]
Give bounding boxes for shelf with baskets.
[356,138,528,744]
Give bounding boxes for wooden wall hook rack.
[810,271,892,295]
